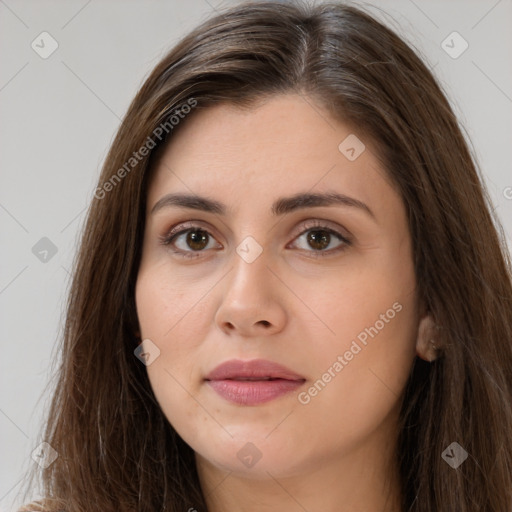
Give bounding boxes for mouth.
[223,376,291,381]
[204,359,306,405]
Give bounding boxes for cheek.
[292,312,416,465]
[135,267,217,434]
[135,265,212,344]
[295,249,418,420]
[145,362,222,458]
[301,247,416,354]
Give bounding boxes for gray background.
[1,0,511,509]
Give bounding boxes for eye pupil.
[187,229,209,250]
[307,230,330,250]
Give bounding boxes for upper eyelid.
[164,220,221,242]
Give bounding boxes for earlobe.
[416,313,441,362]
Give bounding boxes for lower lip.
[206,379,305,405]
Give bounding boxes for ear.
[416,311,440,362]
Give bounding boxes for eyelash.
[158,220,352,260]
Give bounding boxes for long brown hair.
[20,1,512,510]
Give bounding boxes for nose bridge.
[226,236,272,301]
[215,236,287,335]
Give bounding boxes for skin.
[135,93,437,512]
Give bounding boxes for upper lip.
[205,359,305,381]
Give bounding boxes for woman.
[20,1,512,511]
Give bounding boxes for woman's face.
[136,94,425,479]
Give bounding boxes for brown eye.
[160,225,222,259]
[160,221,351,260]
[185,229,210,251]
[290,225,349,256]
[306,230,332,251]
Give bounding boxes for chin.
[191,428,312,479]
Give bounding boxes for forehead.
[146,94,397,220]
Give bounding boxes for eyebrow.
[150,191,375,220]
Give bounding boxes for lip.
[205,359,306,405]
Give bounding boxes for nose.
[214,249,287,338]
